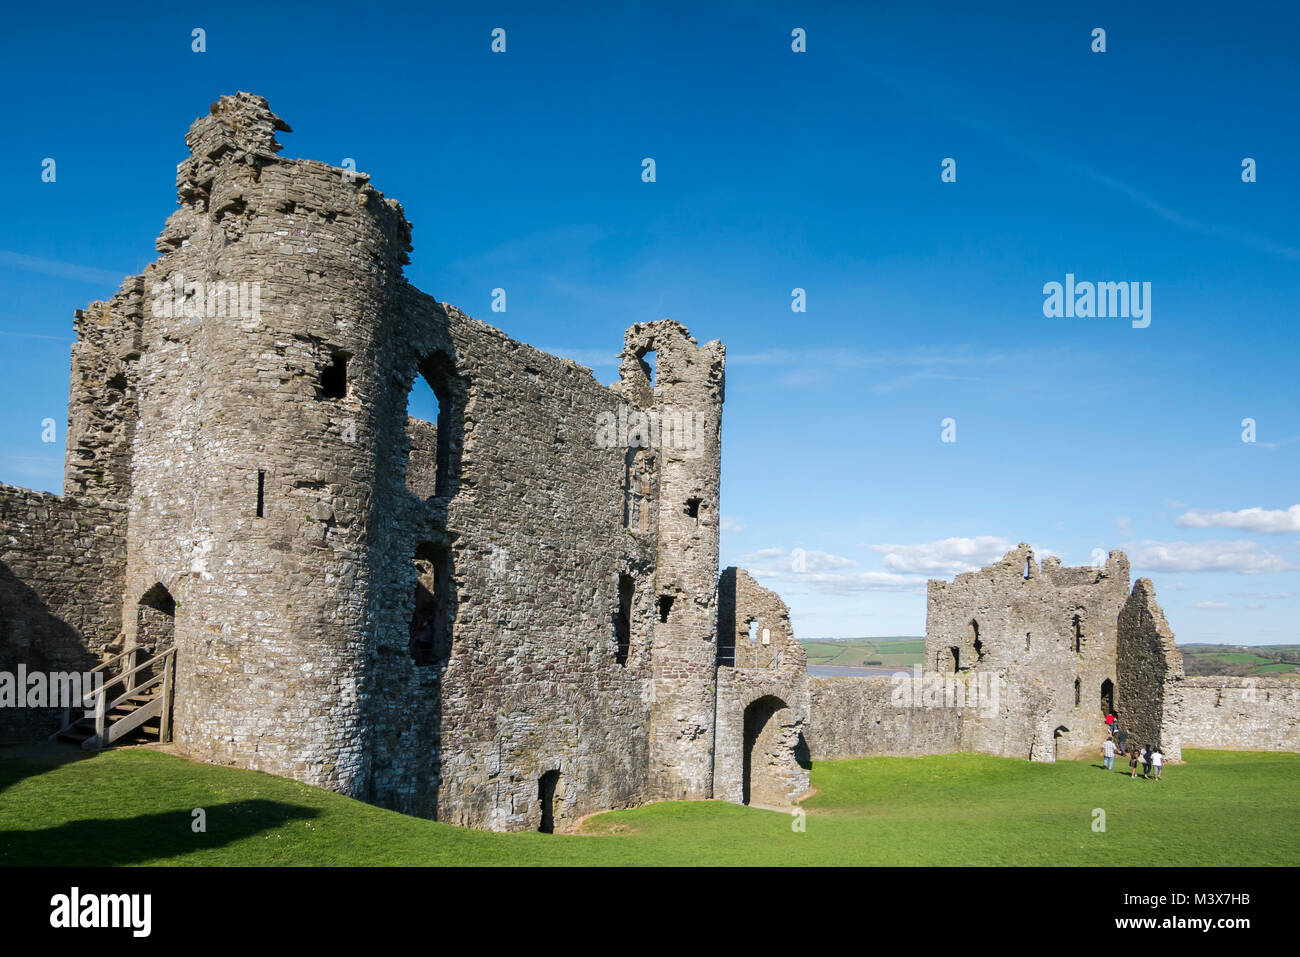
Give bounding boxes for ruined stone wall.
[805,676,964,759]
[1172,677,1300,752]
[615,321,725,802]
[0,267,141,739]
[364,294,658,832]
[0,488,124,738]
[3,92,731,833]
[925,545,1130,760]
[1118,578,1184,760]
[714,568,810,805]
[5,92,686,832]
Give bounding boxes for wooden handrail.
[104,670,164,713]
[82,647,176,708]
[89,646,135,676]
[80,647,176,750]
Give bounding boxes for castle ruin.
[1,94,1294,833]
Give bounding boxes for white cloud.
[739,547,856,575]
[1176,505,1300,534]
[870,536,1012,575]
[1130,540,1295,575]
[719,516,747,533]
[795,570,929,596]
[736,547,927,595]
[1193,601,1231,610]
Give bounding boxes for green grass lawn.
[1,745,1296,865]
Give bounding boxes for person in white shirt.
[1151,748,1164,780]
[1101,737,1116,771]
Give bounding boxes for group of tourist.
[1100,711,1164,779]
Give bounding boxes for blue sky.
[1,1,1297,642]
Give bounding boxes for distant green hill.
[1180,644,1300,678]
[800,637,924,669]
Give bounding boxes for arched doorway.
[136,584,175,651]
[743,695,790,806]
[1100,678,1114,716]
[132,584,177,741]
[135,584,176,691]
[1053,725,1070,762]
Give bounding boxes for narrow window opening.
[949,646,960,671]
[639,349,657,388]
[1023,558,1031,579]
[320,351,349,399]
[613,574,633,666]
[407,352,463,501]
[971,620,983,661]
[1072,614,1083,654]
[658,594,674,624]
[256,470,265,518]
[623,448,636,528]
[1074,677,1081,707]
[685,497,702,520]
[747,619,759,643]
[1025,632,1031,651]
[411,542,454,667]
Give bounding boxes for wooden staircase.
[51,646,176,750]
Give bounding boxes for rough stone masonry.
[0,94,1293,833]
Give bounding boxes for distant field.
[801,637,924,669]
[801,639,1300,677]
[1181,644,1300,678]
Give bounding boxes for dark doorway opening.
[1101,678,1115,716]
[133,584,176,723]
[538,769,560,833]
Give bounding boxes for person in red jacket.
[1104,711,1116,736]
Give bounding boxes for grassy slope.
[1,746,1296,866]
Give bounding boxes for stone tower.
[615,320,726,800]
[120,93,413,795]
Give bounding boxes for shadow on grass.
[0,744,100,796]
[0,799,320,865]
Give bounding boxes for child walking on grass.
[1129,749,1139,778]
